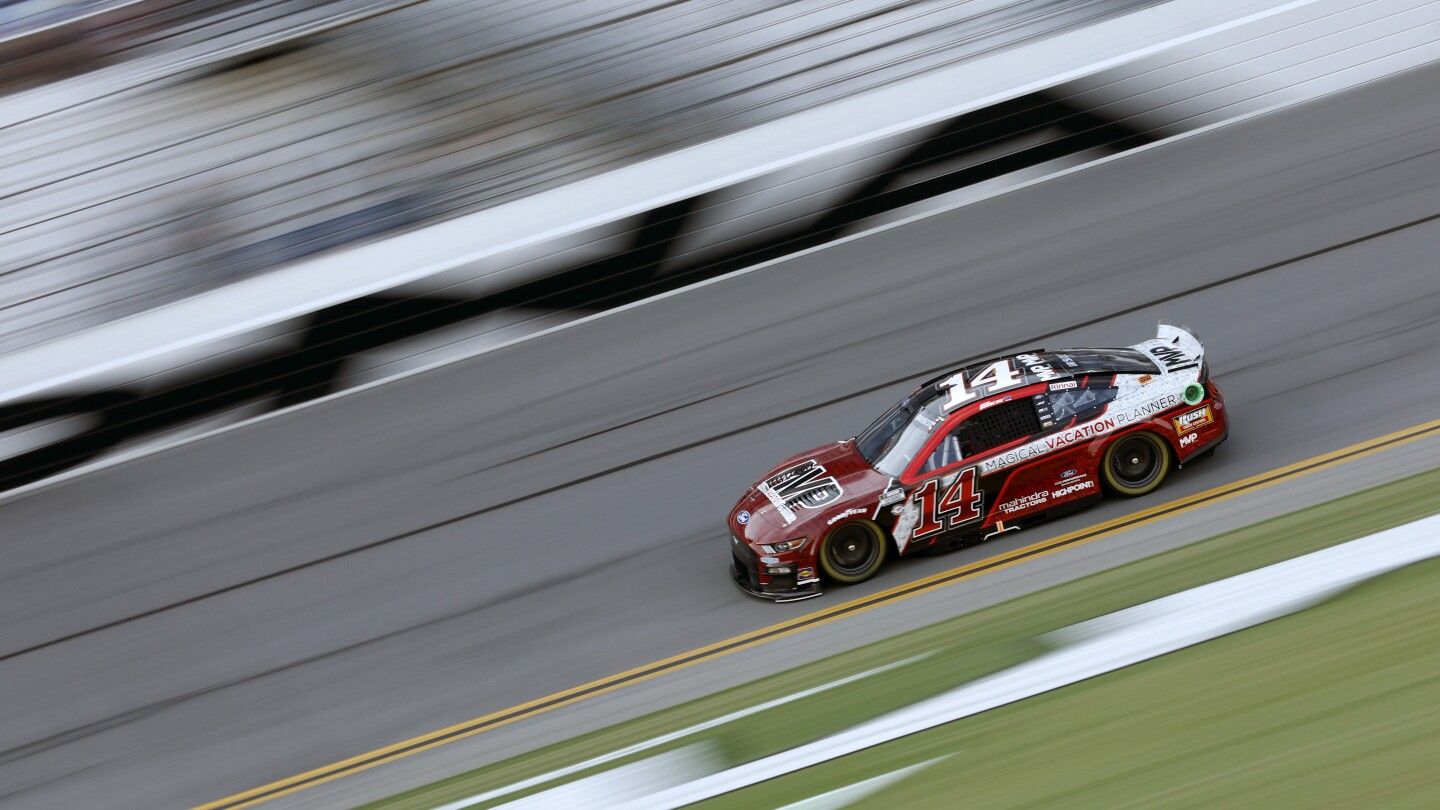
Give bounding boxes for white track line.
[439,653,934,809]
[628,513,1440,808]
[774,757,950,810]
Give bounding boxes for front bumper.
[731,541,822,603]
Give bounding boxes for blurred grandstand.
[0,0,1160,353]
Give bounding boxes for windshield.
[856,385,947,477]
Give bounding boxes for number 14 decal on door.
[911,467,983,539]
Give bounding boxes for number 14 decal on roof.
[939,360,1021,411]
[910,467,983,539]
[940,354,1061,411]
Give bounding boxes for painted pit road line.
[199,416,1440,809]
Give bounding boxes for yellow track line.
[199,415,1440,809]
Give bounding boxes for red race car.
[729,325,1227,602]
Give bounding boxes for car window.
[920,397,1042,473]
[858,390,948,477]
[1040,385,1117,426]
[1049,349,1158,375]
[919,430,963,473]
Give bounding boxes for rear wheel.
[1101,431,1171,496]
[818,520,887,584]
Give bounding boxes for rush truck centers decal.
[1173,405,1214,433]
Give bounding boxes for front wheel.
[818,520,887,584]
[1100,431,1172,497]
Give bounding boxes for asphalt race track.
[4,62,1440,809]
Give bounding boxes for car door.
[892,393,1047,552]
[981,380,1120,516]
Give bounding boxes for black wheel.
[1101,431,1171,497]
[818,520,887,584]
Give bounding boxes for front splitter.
[731,576,823,603]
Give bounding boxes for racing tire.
[818,520,887,584]
[1101,431,1171,497]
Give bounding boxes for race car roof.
[920,348,1159,389]
[1045,348,1160,376]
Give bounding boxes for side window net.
[923,398,1043,472]
[964,398,1043,456]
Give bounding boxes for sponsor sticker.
[759,459,844,525]
[1051,479,1096,498]
[1015,352,1060,382]
[878,487,905,507]
[979,392,1180,475]
[1116,393,1180,425]
[736,510,750,525]
[1172,405,1214,434]
[1137,374,1153,385]
[1148,344,1195,372]
[998,491,1048,515]
[1058,468,1081,482]
[1049,380,1078,391]
[1180,432,1199,448]
[826,507,868,525]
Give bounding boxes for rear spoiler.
[1133,324,1205,377]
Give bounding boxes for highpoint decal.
[1051,479,1096,498]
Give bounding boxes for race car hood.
[730,439,890,541]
